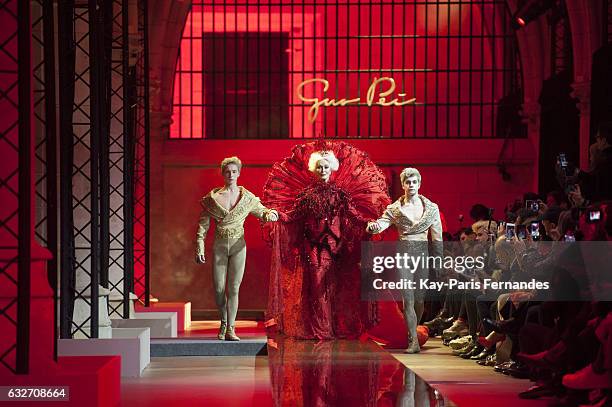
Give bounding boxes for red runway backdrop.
[169,3,525,140]
[152,139,535,311]
[148,1,538,312]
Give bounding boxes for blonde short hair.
[400,167,422,184]
[308,151,339,172]
[472,219,498,235]
[220,156,242,172]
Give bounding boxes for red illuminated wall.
[171,2,520,139]
[147,1,551,312]
[152,139,535,311]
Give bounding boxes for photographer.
[559,123,612,205]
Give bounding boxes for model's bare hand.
[267,211,279,222]
[568,184,585,207]
[196,254,206,264]
[367,221,381,233]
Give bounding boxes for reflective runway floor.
[122,335,450,406]
[122,322,548,406]
[393,339,549,407]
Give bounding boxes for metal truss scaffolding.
[104,0,134,319]
[31,0,58,358]
[133,0,150,306]
[0,0,32,374]
[58,0,101,339]
[57,0,136,338]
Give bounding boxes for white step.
[57,327,150,377]
[111,311,178,338]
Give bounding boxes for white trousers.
[212,237,247,327]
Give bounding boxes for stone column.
[570,81,592,170]
[564,0,601,170]
[72,286,112,339]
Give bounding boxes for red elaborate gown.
[262,141,391,339]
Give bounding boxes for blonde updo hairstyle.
[308,151,339,173]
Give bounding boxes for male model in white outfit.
[367,167,443,353]
[196,156,278,341]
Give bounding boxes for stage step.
[58,327,150,377]
[136,302,192,332]
[112,311,178,338]
[151,338,267,357]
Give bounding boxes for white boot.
[217,322,227,340]
[225,326,240,341]
[405,337,420,354]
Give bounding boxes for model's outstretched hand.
[366,221,381,233]
[267,210,279,222]
[196,254,206,264]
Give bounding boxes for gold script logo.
[297,77,417,123]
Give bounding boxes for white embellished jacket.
[371,195,443,242]
[196,186,276,255]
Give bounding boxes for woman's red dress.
[262,141,391,339]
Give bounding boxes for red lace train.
[262,141,391,339]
